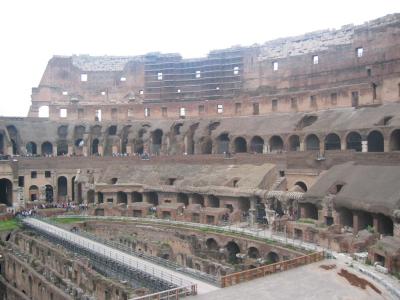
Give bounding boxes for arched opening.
[26,142,37,155]
[10,139,18,155]
[266,251,279,263]
[132,192,143,202]
[91,138,99,155]
[117,192,127,205]
[57,140,68,156]
[29,185,39,201]
[177,193,189,206]
[57,125,68,139]
[234,137,247,153]
[390,129,400,151]
[147,192,159,206]
[208,195,220,208]
[269,136,284,152]
[87,190,95,204]
[108,125,117,135]
[226,241,240,264]
[250,136,264,153]
[238,197,250,212]
[305,134,320,151]
[74,139,84,156]
[346,132,362,152]
[324,133,341,150]
[41,142,53,156]
[0,179,12,206]
[97,192,104,204]
[301,203,318,220]
[158,244,173,261]
[77,183,82,203]
[45,185,53,203]
[38,106,49,118]
[206,238,219,251]
[217,133,230,154]
[288,135,300,151]
[248,247,260,259]
[151,129,163,155]
[367,131,384,152]
[71,176,76,202]
[191,193,204,207]
[57,176,68,201]
[294,181,308,192]
[376,214,393,236]
[200,137,212,154]
[340,208,353,228]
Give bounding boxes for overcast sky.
[0,0,398,117]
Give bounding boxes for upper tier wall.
[29,14,400,121]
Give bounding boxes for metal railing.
[22,218,196,296]
[220,251,324,287]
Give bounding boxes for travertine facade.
[1,14,400,298]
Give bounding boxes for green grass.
[49,217,86,224]
[297,218,317,224]
[0,218,20,231]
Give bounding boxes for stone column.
[319,140,325,152]
[353,212,360,234]
[248,197,257,225]
[341,139,346,150]
[384,139,390,152]
[98,145,104,156]
[361,140,368,153]
[53,145,58,157]
[299,141,305,151]
[127,192,133,206]
[68,144,74,155]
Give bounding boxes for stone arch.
[177,193,189,206]
[208,195,220,208]
[147,192,159,206]
[200,137,212,154]
[233,137,247,153]
[132,192,143,202]
[158,243,173,260]
[248,247,260,259]
[324,133,341,150]
[206,238,219,251]
[346,131,362,152]
[29,185,39,201]
[288,135,300,151]
[226,241,241,264]
[117,191,127,205]
[87,190,95,204]
[390,129,400,151]
[41,141,53,156]
[305,134,320,151]
[45,185,54,203]
[91,138,100,155]
[266,251,279,263]
[26,142,37,155]
[108,125,117,135]
[191,193,204,207]
[57,140,68,156]
[74,139,84,156]
[301,203,318,220]
[269,135,284,152]
[367,130,384,152]
[57,125,68,139]
[151,129,163,155]
[294,181,308,192]
[38,105,49,118]
[57,176,68,201]
[250,136,264,153]
[217,133,230,154]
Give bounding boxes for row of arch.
[3,128,400,156]
[214,130,389,153]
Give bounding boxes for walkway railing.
[131,285,197,300]
[220,251,324,288]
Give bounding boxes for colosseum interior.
[0,12,400,300]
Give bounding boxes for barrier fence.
[220,251,324,288]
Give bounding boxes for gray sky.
[0,0,398,117]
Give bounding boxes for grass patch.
[50,217,86,224]
[0,218,20,231]
[297,218,316,225]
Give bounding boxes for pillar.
[83,146,88,157]
[68,144,74,155]
[353,212,360,234]
[126,145,132,155]
[248,197,257,225]
[98,145,104,156]
[53,145,58,157]
[361,140,368,152]
[127,193,133,206]
[341,139,346,151]
[112,145,118,154]
[300,141,305,151]
[373,215,380,234]
[384,139,390,152]
[319,139,325,152]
